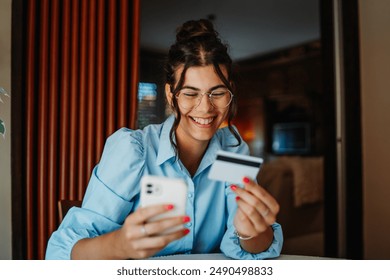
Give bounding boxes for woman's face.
[167,65,230,147]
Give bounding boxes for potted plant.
[0,87,10,139]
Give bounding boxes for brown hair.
[165,19,241,152]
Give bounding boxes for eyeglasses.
[175,88,233,109]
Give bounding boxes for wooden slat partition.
[24,0,140,260]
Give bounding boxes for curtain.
[24,0,140,259]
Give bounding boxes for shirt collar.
[156,115,177,165]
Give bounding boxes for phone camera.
[146,183,153,194]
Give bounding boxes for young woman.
[46,19,283,260]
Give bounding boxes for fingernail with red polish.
[230,185,238,191]
[183,216,191,223]
[166,204,174,210]
[243,177,250,184]
[183,229,190,235]
[235,196,240,201]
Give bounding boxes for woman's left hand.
[230,177,279,239]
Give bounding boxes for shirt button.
[186,222,192,227]
[188,193,193,198]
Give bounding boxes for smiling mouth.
[191,117,215,125]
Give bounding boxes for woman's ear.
[165,83,173,107]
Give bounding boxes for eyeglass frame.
[175,87,234,109]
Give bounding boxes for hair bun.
[176,19,219,43]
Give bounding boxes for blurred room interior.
[138,0,327,257]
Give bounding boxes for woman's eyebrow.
[181,86,200,91]
[210,85,228,91]
[181,84,227,91]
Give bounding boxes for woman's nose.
[194,93,213,111]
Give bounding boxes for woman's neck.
[177,138,209,177]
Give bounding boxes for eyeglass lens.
[177,89,233,109]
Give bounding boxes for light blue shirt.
[45,115,283,260]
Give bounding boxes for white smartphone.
[140,175,188,234]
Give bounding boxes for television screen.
[272,122,311,154]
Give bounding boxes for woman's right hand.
[116,204,190,259]
[71,204,189,260]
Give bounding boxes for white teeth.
[192,117,214,125]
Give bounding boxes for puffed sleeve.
[45,128,145,260]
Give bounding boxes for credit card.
[208,150,263,185]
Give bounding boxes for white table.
[152,253,336,260]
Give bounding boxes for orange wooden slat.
[118,0,129,128]
[59,0,71,200]
[37,0,50,260]
[95,0,106,161]
[130,0,140,129]
[69,0,80,200]
[26,0,37,260]
[77,0,89,199]
[47,0,60,238]
[86,0,97,195]
[106,0,117,136]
